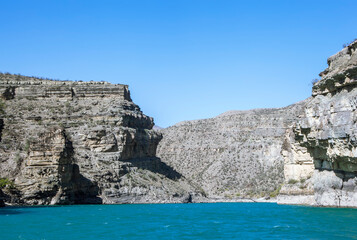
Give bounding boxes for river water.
[1,202,356,239]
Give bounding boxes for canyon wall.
[0,74,197,205]
[1,40,356,207]
[157,103,306,200]
[279,40,357,207]
[158,40,357,206]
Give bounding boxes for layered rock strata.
[0,74,196,205]
[157,103,306,200]
[280,40,357,207]
[1,40,356,207]
[158,40,357,207]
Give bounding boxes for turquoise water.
[1,203,357,240]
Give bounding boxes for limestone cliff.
[158,40,357,207]
[279,40,357,207]
[0,74,196,205]
[157,103,306,200]
[1,40,356,207]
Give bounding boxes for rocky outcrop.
[157,103,306,200]
[279,40,357,207]
[0,74,197,205]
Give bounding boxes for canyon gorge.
[1,40,356,207]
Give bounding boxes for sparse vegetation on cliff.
[0,99,5,115]
[311,78,319,86]
[0,72,58,81]
[343,38,357,48]
[0,178,15,189]
[288,179,299,185]
[269,185,282,198]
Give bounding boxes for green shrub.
[269,185,282,198]
[288,179,299,184]
[0,178,15,189]
[24,140,30,152]
[0,99,5,114]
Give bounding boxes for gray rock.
[158,40,357,207]
[282,40,357,207]
[157,104,306,199]
[0,74,199,205]
[1,40,357,207]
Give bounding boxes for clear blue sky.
[1,0,356,127]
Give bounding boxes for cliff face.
[280,40,357,207]
[158,41,357,207]
[1,41,356,207]
[0,74,195,205]
[157,103,306,200]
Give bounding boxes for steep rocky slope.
[157,103,306,200]
[0,74,196,205]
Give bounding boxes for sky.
[1,0,357,127]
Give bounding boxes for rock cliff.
[158,40,357,207]
[1,40,356,207]
[0,74,196,205]
[157,103,306,200]
[279,40,357,207]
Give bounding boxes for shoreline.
[3,197,356,209]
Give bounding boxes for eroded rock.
[157,103,306,200]
[0,74,198,205]
[281,40,357,207]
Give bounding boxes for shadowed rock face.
[0,74,196,205]
[0,189,4,207]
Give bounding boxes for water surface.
[1,203,356,239]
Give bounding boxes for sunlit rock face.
[157,103,306,200]
[159,40,357,207]
[281,40,357,207]
[1,40,357,207]
[0,74,196,205]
